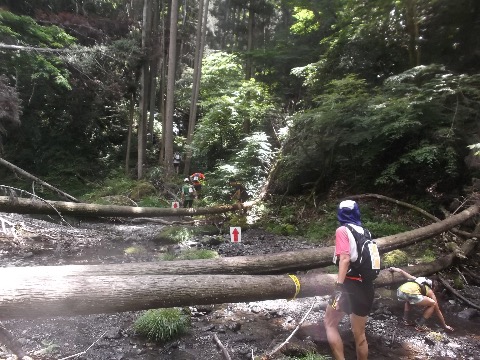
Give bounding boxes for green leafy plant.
[133,308,190,342]
[154,227,194,244]
[420,249,436,263]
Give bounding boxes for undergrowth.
[133,308,190,342]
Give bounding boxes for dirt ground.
[0,213,479,360]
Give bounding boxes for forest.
[1,1,480,359]
[0,0,479,205]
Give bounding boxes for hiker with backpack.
[389,267,454,332]
[173,151,181,174]
[190,172,205,197]
[324,200,380,360]
[181,177,196,208]
[229,178,249,204]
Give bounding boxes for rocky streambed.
[0,213,479,360]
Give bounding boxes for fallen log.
[0,272,335,319]
[0,208,477,279]
[0,196,251,217]
[373,238,478,286]
[349,193,472,238]
[438,275,480,311]
[0,238,476,320]
[0,158,79,202]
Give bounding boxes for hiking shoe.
[415,324,430,332]
[402,319,414,326]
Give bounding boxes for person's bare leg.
[417,297,436,320]
[350,313,368,360]
[324,306,346,360]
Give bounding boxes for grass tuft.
[133,308,190,342]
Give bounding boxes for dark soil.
[0,213,480,360]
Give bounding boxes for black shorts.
[338,279,374,317]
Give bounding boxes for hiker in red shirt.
[190,172,205,196]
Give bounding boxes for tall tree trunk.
[137,0,153,179]
[125,92,135,176]
[405,0,420,67]
[183,0,208,176]
[158,0,167,165]
[147,0,161,146]
[245,1,254,80]
[164,0,179,176]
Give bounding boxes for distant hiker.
[389,267,454,332]
[190,172,205,196]
[181,177,196,208]
[324,200,379,360]
[229,178,249,204]
[173,152,181,174]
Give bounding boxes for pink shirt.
[333,225,361,264]
[335,226,351,256]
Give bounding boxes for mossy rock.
[153,226,194,244]
[382,249,409,267]
[453,275,465,289]
[129,181,157,201]
[192,225,221,236]
[124,245,147,255]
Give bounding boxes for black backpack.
[345,224,381,282]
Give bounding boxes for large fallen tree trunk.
[0,272,334,319]
[0,196,251,217]
[2,204,475,278]
[0,237,476,319]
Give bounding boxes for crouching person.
[389,267,454,332]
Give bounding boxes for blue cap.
[337,200,362,226]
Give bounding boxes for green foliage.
[138,196,169,208]
[290,8,320,35]
[227,214,249,229]
[382,250,409,267]
[420,249,436,263]
[82,172,138,202]
[265,222,298,236]
[272,67,480,197]
[162,248,219,261]
[287,352,331,360]
[154,227,194,244]
[363,221,410,238]
[133,308,190,342]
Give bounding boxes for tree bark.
[0,158,79,202]
[137,0,153,179]
[0,196,250,218]
[125,92,135,176]
[348,193,472,237]
[164,0,179,175]
[1,235,476,320]
[184,0,208,176]
[0,221,476,319]
[0,272,334,319]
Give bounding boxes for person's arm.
[337,253,350,284]
[389,267,416,280]
[334,227,351,285]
